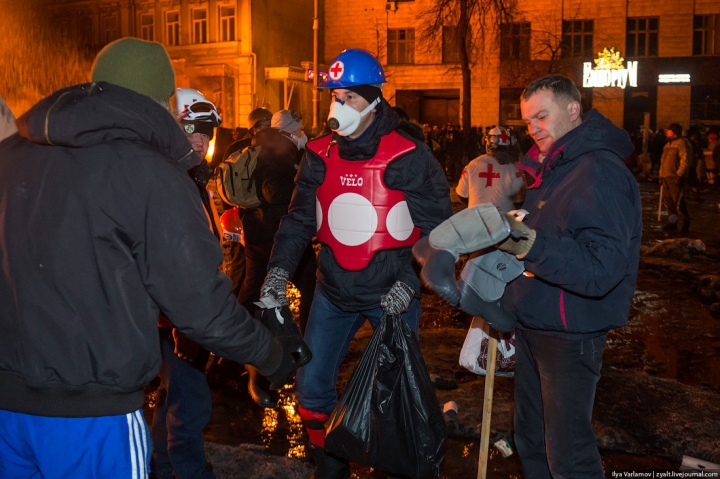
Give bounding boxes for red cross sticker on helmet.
[329,61,344,80]
[499,129,510,143]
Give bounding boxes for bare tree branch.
[418,0,517,130]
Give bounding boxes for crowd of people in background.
[624,124,719,188]
[623,123,719,235]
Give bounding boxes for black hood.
[15,82,200,170]
[333,98,400,160]
[552,108,633,164]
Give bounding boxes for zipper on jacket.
[44,91,72,145]
[325,140,337,157]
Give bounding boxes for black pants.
[514,329,607,478]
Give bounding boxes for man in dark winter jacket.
[0,38,297,478]
[237,109,317,408]
[415,75,641,478]
[500,76,641,477]
[259,48,453,478]
[220,108,274,297]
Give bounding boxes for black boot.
[245,365,276,408]
[310,446,350,479]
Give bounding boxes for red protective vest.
[308,131,422,271]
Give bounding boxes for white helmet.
[174,88,222,126]
[486,126,513,154]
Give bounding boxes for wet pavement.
[144,179,720,478]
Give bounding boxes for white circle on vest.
[328,193,377,246]
[386,201,414,241]
[316,197,323,231]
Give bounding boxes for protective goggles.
[181,102,221,126]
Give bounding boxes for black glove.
[259,267,290,307]
[264,335,304,390]
[412,236,461,305]
[256,306,312,368]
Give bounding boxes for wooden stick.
[477,328,499,479]
[657,184,664,222]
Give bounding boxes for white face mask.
[327,97,379,137]
[292,133,308,150]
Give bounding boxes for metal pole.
[477,329,498,479]
[312,0,319,132]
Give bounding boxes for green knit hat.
[91,38,175,103]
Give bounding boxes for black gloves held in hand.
[264,335,306,390]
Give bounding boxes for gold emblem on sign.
[594,47,624,70]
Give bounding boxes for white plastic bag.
[459,317,515,377]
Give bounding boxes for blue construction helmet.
[318,48,386,89]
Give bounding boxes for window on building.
[693,15,720,55]
[442,26,460,63]
[166,11,180,46]
[192,8,208,44]
[500,22,530,60]
[499,88,524,127]
[626,17,658,57]
[561,20,593,58]
[103,14,119,44]
[387,28,415,64]
[140,13,155,42]
[219,5,236,42]
[692,85,720,122]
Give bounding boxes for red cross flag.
[329,61,344,80]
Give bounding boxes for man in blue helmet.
[258,48,453,478]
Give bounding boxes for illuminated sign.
[306,69,328,82]
[658,74,691,83]
[583,48,638,89]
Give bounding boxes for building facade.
[324,0,720,132]
[45,0,316,128]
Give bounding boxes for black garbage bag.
[255,306,312,367]
[324,313,447,479]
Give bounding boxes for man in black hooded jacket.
[0,38,296,478]
[258,48,453,478]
